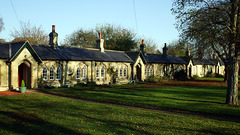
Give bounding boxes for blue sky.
[0,0,179,49]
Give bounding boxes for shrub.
[21,80,25,87]
[173,69,187,80]
[192,75,199,79]
[211,73,224,78]
[146,76,169,82]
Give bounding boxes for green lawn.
[0,94,239,134]
[41,81,239,117]
[1,80,240,134]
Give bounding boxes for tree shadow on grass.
[0,110,83,135]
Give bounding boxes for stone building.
[181,47,225,78]
[0,25,223,91]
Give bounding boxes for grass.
[0,94,240,134]
[196,77,224,81]
[41,81,240,118]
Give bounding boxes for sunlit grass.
[41,81,239,117]
[0,94,239,134]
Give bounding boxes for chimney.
[140,39,146,55]
[96,33,104,52]
[163,43,168,56]
[186,44,191,57]
[49,25,58,48]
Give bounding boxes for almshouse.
[0,25,224,91]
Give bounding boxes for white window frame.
[101,67,105,78]
[82,66,87,79]
[116,68,119,77]
[96,67,100,79]
[150,67,153,76]
[120,68,123,77]
[50,67,55,80]
[56,67,61,80]
[77,67,81,79]
[43,67,48,81]
[124,67,127,77]
[148,67,150,76]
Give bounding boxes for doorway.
[189,66,192,77]
[136,65,141,81]
[18,63,31,88]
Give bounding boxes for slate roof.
[125,52,140,61]
[145,54,186,64]
[0,42,25,59]
[0,42,133,62]
[192,58,217,65]
[32,46,133,62]
[125,52,186,64]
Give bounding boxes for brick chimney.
[186,44,191,57]
[163,43,168,56]
[96,33,104,52]
[49,25,58,48]
[140,39,146,55]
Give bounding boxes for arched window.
[50,67,55,80]
[43,67,48,81]
[120,68,123,77]
[77,67,81,79]
[96,67,100,79]
[159,67,162,76]
[82,67,87,79]
[145,67,147,76]
[101,67,105,78]
[116,68,119,77]
[148,67,150,76]
[124,67,127,77]
[57,67,61,80]
[150,67,153,76]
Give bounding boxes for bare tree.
[10,21,48,45]
[0,18,4,33]
[172,0,239,105]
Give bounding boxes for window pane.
[57,67,61,80]
[96,68,99,78]
[101,68,104,78]
[82,67,86,79]
[120,68,122,77]
[124,68,127,77]
[77,68,81,79]
[50,67,54,80]
[43,67,48,80]
[116,68,119,77]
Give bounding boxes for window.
[57,67,61,80]
[150,67,153,76]
[145,68,147,76]
[159,67,162,76]
[147,67,150,76]
[82,67,86,79]
[77,67,81,79]
[43,67,48,81]
[120,68,123,77]
[50,67,55,80]
[124,67,127,77]
[116,68,119,77]
[101,67,105,78]
[96,67,100,79]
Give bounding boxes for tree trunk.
[226,56,239,105]
[226,0,239,105]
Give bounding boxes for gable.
[10,41,42,63]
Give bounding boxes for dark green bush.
[173,69,187,80]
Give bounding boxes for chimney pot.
[52,25,55,32]
[142,39,144,44]
[99,33,102,39]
